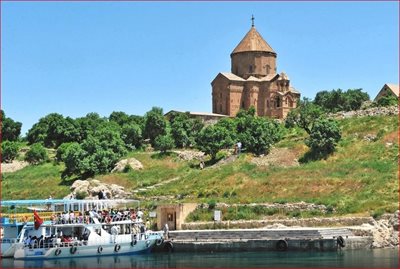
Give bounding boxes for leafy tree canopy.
[314,88,369,112]
[154,133,175,153]
[1,141,19,163]
[196,124,234,160]
[26,113,80,148]
[25,143,48,165]
[304,118,342,159]
[143,107,167,146]
[285,98,324,134]
[169,112,204,148]
[1,110,22,141]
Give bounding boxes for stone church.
[211,19,300,119]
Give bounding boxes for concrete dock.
[157,227,372,252]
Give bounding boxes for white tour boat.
[2,199,164,260]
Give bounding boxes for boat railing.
[0,238,19,244]
[21,231,160,250]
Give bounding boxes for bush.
[376,94,398,107]
[208,200,216,210]
[305,118,341,159]
[25,143,48,164]
[153,134,174,153]
[1,141,19,163]
[75,191,88,200]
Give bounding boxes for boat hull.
[14,238,160,260]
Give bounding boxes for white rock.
[112,158,143,173]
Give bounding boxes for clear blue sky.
[2,1,398,135]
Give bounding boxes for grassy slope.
[2,115,398,216]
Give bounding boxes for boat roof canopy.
[1,199,140,207]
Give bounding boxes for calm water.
[2,249,398,268]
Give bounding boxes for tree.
[1,141,19,163]
[235,107,283,155]
[154,134,174,153]
[314,88,369,112]
[169,112,204,148]
[305,118,341,158]
[285,98,323,134]
[26,113,79,148]
[239,117,283,155]
[0,110,22,141]
[121,123,143,149]
[143,107,167,146]
[196,125,234,160]
[75,113,107,142]
[61,126,127,179]
[25,143,48,164]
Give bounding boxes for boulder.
[67,179,131,200]
[112,158,143,173]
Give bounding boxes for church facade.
[211,21,300,119]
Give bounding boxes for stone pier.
[157,227,372,252]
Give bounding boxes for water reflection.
[3,249,398,268]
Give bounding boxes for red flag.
[33,210,43,230]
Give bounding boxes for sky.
[2,1,399,135]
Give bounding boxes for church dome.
[231,26,275,56]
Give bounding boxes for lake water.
[2,249,398,268]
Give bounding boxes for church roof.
[231,26,275,55]
[220,72,246,81]
[384,83,399,97]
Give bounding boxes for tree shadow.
[299,149,331,163]
[150,151,176,159]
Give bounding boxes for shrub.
[305,118,341,158]
[75,191,88,200]
[153,134,174,153]
[376,94,398,107]
[1,141,19,163]
[208,200,216,210]
[24,143,48,164]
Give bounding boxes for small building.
[374,83,399,102]
[164,110,228,125]
[156,203,197,230]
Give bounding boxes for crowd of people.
[50,207,145,225]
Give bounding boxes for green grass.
[2,162,70,199]
[2,115,398,220]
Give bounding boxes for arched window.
[288,97,294,108]
[275,96,281,108]
[249,65,253,73]
[241,101,245,108]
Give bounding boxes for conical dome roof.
[231,27,275,55]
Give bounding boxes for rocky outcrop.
[349,211,399,249]
[329,105,398,119]
[173,150,205,161]
[67,179,131,199]
[1,160,29,173]
[111,158,143,173]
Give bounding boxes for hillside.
[2,114,398,218]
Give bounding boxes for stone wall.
[329,105,398,119]
[182,217,374,230]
